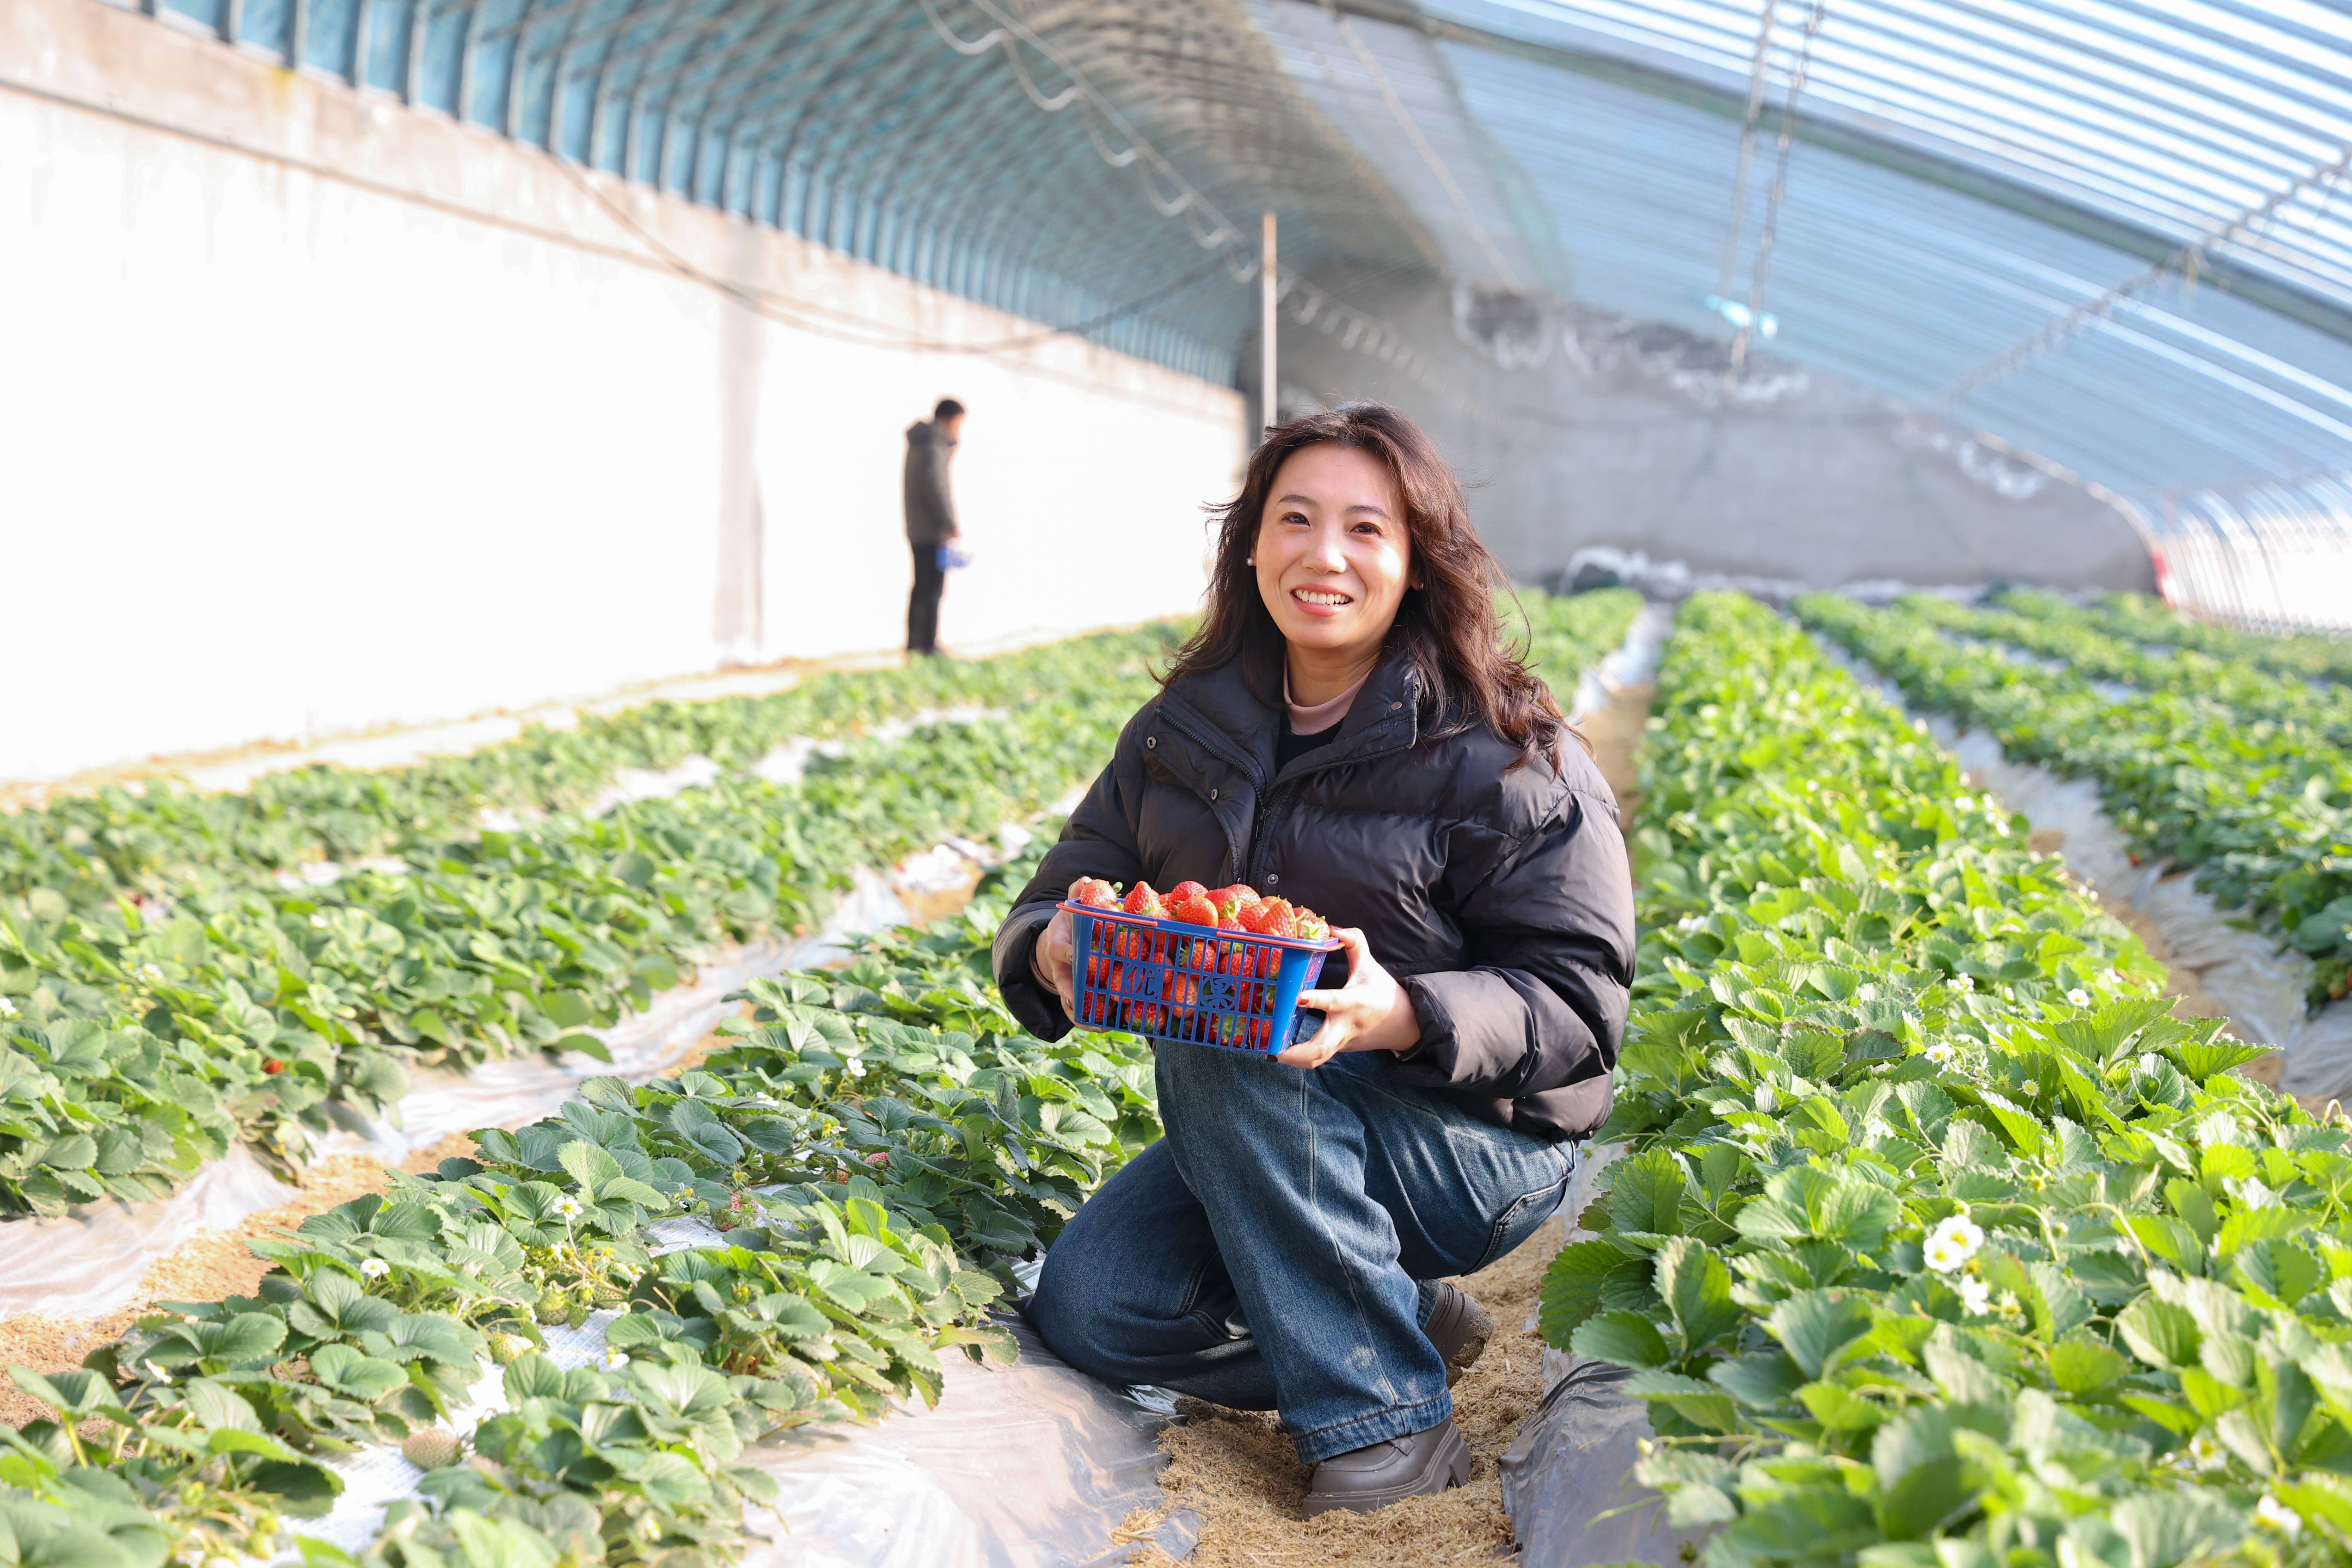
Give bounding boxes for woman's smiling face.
[1253,442,1415,661]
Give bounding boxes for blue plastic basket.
[1061,901,1342,1054]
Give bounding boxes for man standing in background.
[903,398,965,658]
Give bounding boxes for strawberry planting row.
[2061,593,2352,689]
[0,658,1170,1219]
[1797,594,2352,1011]
[1902,592,2352,751]
[3,631,1177,908]
[1,850,1163,1568]
[1547,593,2347,1568]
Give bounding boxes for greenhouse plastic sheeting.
[0,838,994,1320]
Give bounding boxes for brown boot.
[1302,1420,1473,1516]
[1422,1280,1493,1386]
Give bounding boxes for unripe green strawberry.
[489,1331,534,1365]
[402,1428,462,1471]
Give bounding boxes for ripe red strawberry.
[1294,908,1330,941]
[262,1058,286,1075]
[1173,894,1218,928]
[1257,900,1298,939]
[1210,885,1259,920]
[1168,881,1209,904]
[1072,878,1121,909]
[1123,882,1166,916]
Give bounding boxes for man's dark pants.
[907,539,945,655]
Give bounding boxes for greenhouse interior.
[6,0,2352,1562]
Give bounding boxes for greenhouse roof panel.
[1419,0,2352,311]
[1249,0,2352,498]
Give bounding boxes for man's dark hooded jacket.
[992,643,1636,1143]
[902,419,958,544]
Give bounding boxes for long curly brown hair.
[1163,403,1567,767]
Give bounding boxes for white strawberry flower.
[1996,1291,2024,1318]
[2021,1081,2040,1096]
[1954,794,1976,813]
[2257,1495,2303,1537]
[1956,1276,1991,1315]
[843,1057,867,1078]
[603,1347,631,1370]
[0,996,15,1017]
[1675,914,1706,933]
[1949,974,1973,993]
[360,1258,390,1280]
[1924,1042,1957,1066]
[553,1195,584,1219]
[1923,1214,1985,1273]
[2064,987,2089,1007]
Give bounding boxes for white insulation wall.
[0,0,1244,783]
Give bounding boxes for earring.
[1246,557,1255,566]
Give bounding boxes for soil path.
[1119,677,1657,1566]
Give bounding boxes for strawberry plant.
[1549,594,2349,1568]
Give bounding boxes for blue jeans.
[1026,1041,1578,1464]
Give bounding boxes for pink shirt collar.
[1283,666,1370,735]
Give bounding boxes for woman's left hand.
[1279,928,1422,1069]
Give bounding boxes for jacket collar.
[1157,641,1425,789]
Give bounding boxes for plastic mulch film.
[0,825,1026,1321]
[1500,1142,1703,1567]
[1499,1357,1704,1568]
[288,1295,1194,1568]
[1566,604,1675,726]
[1809,635,2352,1102]
[737,1316,1197,1568]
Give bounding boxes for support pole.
[1261,209,1278,432]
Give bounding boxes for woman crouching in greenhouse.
[990,404,1635,1515]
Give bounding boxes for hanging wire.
[1327,6,1519,287]
[1713,0,1780,305]
[1725,0,1825,385]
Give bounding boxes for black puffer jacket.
[991,645,1636,1142]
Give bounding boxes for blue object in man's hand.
[937,543,974,571]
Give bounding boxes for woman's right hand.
[1031,892,1081,1019]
